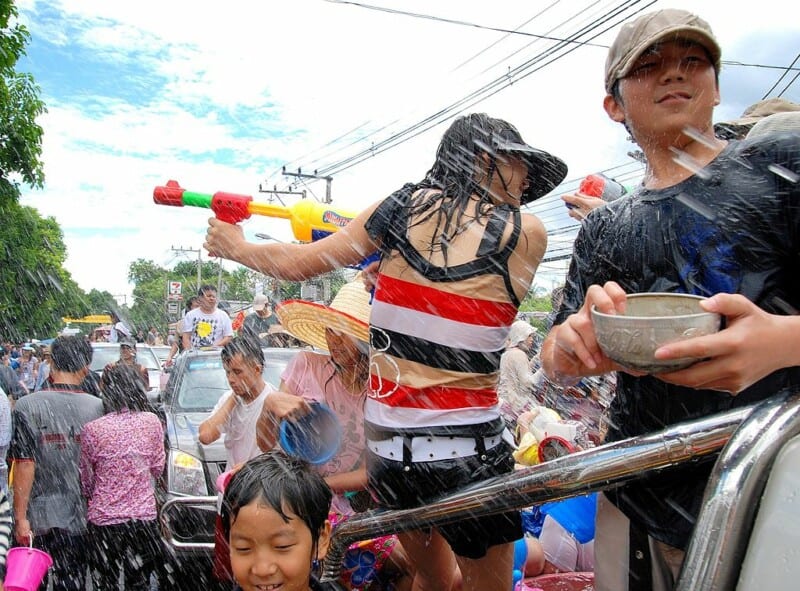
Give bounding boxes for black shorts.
[366,439,522,559]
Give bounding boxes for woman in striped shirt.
[205,113,567,591]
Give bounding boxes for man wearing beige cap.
[241,293,280,346]
[542,8,800,590]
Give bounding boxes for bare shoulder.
[519,212,547,257]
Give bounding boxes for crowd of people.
[0,6,799,591]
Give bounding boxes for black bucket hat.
[489,127,568,204]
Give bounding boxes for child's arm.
[654,293,800,394]
[203,201,383,280]
[256,386,312,452]
[325,467,367,494]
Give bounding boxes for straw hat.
[275,274,371,351]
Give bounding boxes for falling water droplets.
[670,146,713,180]
[674,192,716,221]
[767,163,800,183]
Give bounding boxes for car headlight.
[168,450,208,496]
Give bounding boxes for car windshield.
[175,353,289,412]
[90,346,161,372]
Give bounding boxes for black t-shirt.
[555,134,800,548]
[242,312,280,345]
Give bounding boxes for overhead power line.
[266,0,650,185]
[324,0,608,48]
[312,0,653,178]
[761,52,800,99]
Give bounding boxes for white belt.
[367,433,506,463]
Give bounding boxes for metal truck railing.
[677,390,800,590]
[158,391,800,590]
[160,496,217,551]
[322,401,758,581]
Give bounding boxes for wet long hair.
[403,113,519,266]
[325,335,370,398]
[100,363,150,413]
[221,450,332,553]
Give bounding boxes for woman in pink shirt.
[257,275,412,591]
[79,364,165,591]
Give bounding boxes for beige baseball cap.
[605,9,721,93]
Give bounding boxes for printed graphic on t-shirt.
[191,317,220,348]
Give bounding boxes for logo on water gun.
[322,210,354,228]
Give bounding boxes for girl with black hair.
[221,450,338,591]
[79,363,165,590]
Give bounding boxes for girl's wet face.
[324,328,362,368]
[229,500,329,591]
[483,153,529,205]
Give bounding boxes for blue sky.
[14,0,800,302]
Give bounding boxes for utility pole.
[281,167,333,203]
[171,246,202,292]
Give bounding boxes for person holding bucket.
[9,336,103,591]
[256,273,413,591]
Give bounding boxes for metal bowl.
[591,293,722,374]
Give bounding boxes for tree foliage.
[0,0,46,206]
[126,258,306,334]
[0,204,88,339]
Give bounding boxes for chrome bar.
[677,390,800,591]
[322,405,752,581]
[159,495,218,551]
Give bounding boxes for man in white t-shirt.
[198,335,273,467]
[181,285,233,350]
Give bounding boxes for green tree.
[0,204,88,339]
[127,259,170,334]
[84,289,118,314]
[224,267,256,303]
[519,291,553,334]
[0,0,46,207]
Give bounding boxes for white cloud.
[16,0,800,302]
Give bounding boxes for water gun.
[579,173,628,201]
[153,180,358,242]
[566,173,628,209]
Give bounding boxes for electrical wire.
[266,0,648,186]
[313,1,653,177]
[323,0,608,48]
[761,52,800,99]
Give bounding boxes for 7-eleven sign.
[168,281,183,300]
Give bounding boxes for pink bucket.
[4,544,53,591]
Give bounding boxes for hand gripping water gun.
[153,180,359,242]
